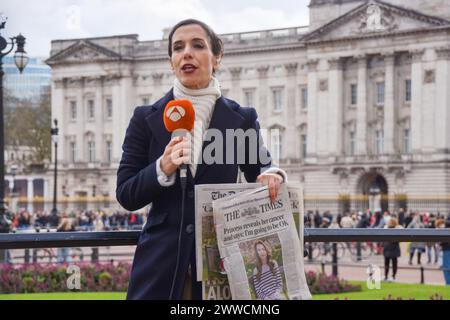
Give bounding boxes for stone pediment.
[302,0,450,43]
[46,40,123,65]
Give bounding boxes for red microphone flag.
[163,99,195,133]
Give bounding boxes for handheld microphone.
[163,99,195,181]
[163,99,195,299]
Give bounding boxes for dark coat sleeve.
[238,107,272,183]
[115,106,164,211]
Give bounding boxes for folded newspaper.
[205,183,311,300]
[195,183,260,300]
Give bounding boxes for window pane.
[351,84,357,105]
[106,99,112,118]
[270,130,281,163]
[376,82,385,105]
[405,80,411,102]
[349,131,355,156]
[244,90,254,107]
[88,100,94,119]
[301,134,307,158]
[273,89,283,111]
[70,101,77,120]
[404,129,410,153]
[301,88,308,109]
[70,142,76,163]
[376,130,384,154]
[107,141,112,163]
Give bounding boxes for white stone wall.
[46,1,450,213]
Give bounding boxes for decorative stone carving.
[257,65,270,78]
[424,70,435,83]
[411,49,424,63]
[319,79,328,91]
[328,58,342,70]
[436,47,450,60]
[284,63,298,76]
[307,59,319,72]
[66,77,85,89]
[382,53,395,65]
[229,67,242,80]
[357,2,397,33]
[54,79,65,89]
[152,72,164,85]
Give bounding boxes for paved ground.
[304,242,446,285]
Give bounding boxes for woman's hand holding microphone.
[160,136,192,177]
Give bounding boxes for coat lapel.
[194,97,246,182]
[145,89,174,152]
[144,91,246,183]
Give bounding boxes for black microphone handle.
[172,129,190,183]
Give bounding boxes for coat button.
[186,224,194,234]
[188,191,194,199]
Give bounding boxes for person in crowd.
[382,218,403,281]
[407,213,426,265]
[426,213,439,264]
[436,217,450,284]
[340,212,355,228]
[56,215,75,263]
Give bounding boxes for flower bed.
[1,263,360,295]
[306,271,362,294]
[0,262,131,294]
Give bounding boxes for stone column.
[284,63,298,159]
[306,59,319,160]
[328,58,344,157]
[229,67,242,101]
[410,50,424,152]
[383,53,395,154]
[257,65,270,127]
[435,48,450,151]
[74,78,85,162]
[94,77,104,164]
[27,178,34,213]
[356,55,368,155]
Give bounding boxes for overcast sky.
[1,0,310,58]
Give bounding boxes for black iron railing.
[1,228,449,249]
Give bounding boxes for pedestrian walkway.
[305,242,446,285]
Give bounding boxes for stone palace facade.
[45,0,450,213]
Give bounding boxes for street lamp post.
[51,119,59,216]
[0,14,29,218]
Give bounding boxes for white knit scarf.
[173,77,221,177]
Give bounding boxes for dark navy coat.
[116,89,272,300]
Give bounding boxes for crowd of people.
[305,208,450,284]
[1,206,449,285]
[0,208,146,233]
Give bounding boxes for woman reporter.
[116,19,286,300]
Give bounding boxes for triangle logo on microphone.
[166,105,186,122]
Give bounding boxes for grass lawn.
[0,291,127,300]
[313,281,450,300]
[0,282,448,300]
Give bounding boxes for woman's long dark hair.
[254,240,277,280]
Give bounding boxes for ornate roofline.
[302,0,450,42]
[46,40,125,66]
[305,25,450,46]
